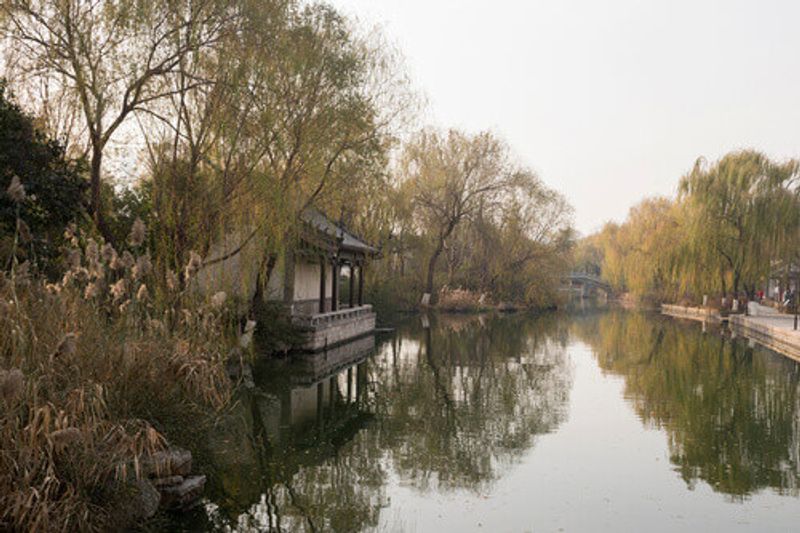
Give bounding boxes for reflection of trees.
[197,312,573,531]
[572,311,800,499]
[200,383,389,532]
[369,313,573,492]
[188,310,800,531]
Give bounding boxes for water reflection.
[373,313,573,492]
[572,311,800,500]
[184,310,800,532]
[194,313,573,531]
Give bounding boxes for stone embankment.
[729,314,800,363]
[128,447,207,523]
[661,304,724,322]
[662,303,800,363]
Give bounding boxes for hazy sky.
[330,0,800,234]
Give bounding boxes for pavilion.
[265,209,379,351]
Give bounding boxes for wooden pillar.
[358,261,364,306]
[329,376,336,412]
[331,259,339,311]
[283,248,296,306]
[319,255,327,313]
[356,362,366,406]
[316,381,324,426]
[347,367,353,402]
[349,262,356,308]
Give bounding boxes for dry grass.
[436,287,492,312]
[0,230,233,531]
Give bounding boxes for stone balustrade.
[292,305,374,329]
[292,305,376,351]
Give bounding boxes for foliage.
[583,150,800,303]
[0,82,86,273]
[0,0,585,529]
[252,301,307,355]
[107,182,153,248]
[134,0,407,298]
[679,150,800,296]
[377,128,574,308]
[1,0,234,237]
[585,198,686,301]
[2,0,568,313]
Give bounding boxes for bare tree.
[400,129,527,301]
[1,0,231,239]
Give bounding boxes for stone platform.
[292,304,376,352]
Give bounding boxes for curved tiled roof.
[301,209,379,255]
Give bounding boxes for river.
[176,308,800,532]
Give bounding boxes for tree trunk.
[89,142,114,243]
[720,271,727,299]
[252,253,277,309]
[425,238,445,302]
[744,283,755,300]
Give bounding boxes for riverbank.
[660,303,800,363]
[729,314,800,363]
[661,304,724,322]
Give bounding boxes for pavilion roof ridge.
[301,208,379,255]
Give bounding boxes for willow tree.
[135,0,288,282]
[576,197,685,302]
[679,150,800,296]
[442,178,574,305]
[137,0,405,299]
[615,198,686,300]
[238,2,401,232]
[590,222,625,291]
[399,129,529,301]
[572,234,604,278]
[1,0,233,239]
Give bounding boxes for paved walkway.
[731,309,800,362]
[746,303,800,336]
[747,302,784,317]
[743,314,800,331]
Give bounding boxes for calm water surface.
[183,309,800,532]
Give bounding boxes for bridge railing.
[563,272,611,290]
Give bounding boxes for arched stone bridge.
[561,272,612,298]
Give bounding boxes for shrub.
[0,81,87,276]
[0,216,232,531]
[436,287,492,312]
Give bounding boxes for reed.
[0,223,233,531]
[436,287,492,312]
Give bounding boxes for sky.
[329,0,800,234]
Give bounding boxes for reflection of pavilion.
[202,334,383,530]
[261,334,376,447]
[202,335,387,531]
